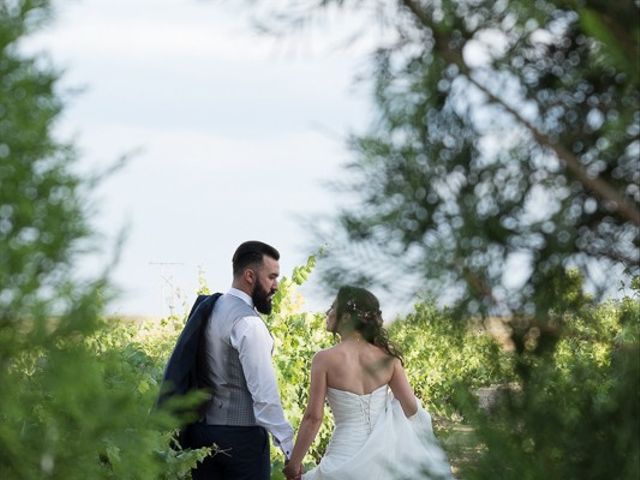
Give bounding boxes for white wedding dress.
[302,385,454,480]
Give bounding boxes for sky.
[19,0,633,320]
[24,0,379,317]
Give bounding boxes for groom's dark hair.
[232,241,280,276]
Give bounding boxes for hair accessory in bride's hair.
[345,297,383,326]
[361,309,382,324]
[345,300,358,312]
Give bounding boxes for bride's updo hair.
[335,286,403,363]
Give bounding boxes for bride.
[283,286,455,480]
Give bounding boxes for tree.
[0,2,204,477]
[260,0,639,320]
[0,0,94,342]
[252,0,640,477]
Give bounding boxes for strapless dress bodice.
[323,384,389,462]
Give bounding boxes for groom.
[188,241,295,480]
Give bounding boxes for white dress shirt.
[227,288,294,458]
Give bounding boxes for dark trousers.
[187,423,270,480]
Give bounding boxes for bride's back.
[324,341,397,395]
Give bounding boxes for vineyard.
[3,256,636,479]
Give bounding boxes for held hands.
[283,459,303,480]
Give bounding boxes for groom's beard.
[252,282,274,315]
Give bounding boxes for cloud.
[27,0,379,63]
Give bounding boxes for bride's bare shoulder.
[313,345,345,363]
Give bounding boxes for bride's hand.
[283,460,303,480]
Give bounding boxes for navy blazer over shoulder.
[157,293,222,412]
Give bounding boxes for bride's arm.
[286,351,329,471]
[388,358,418,417]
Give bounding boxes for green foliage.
[458,294,639,479]
[0,0,94,350]
[0,2,204,477]
[266,254,337,466]
[87,319,213,479]
[196,266,211,295]
[389,302,516,419]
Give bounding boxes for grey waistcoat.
[201,293,258,426]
